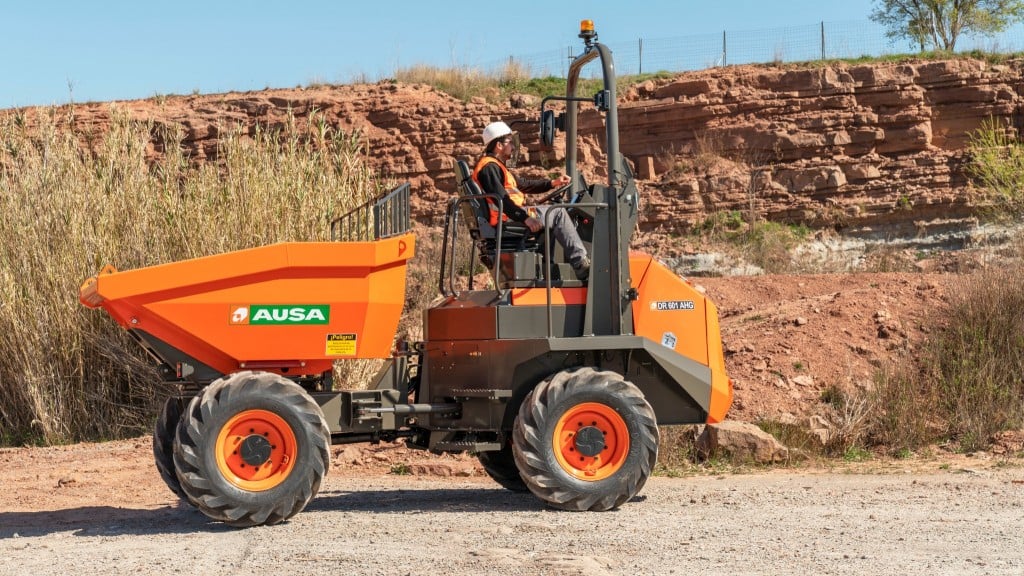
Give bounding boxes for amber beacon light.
[579,19,596,42]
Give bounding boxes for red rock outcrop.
[10,57,1022,232]
[618,58,1018,232]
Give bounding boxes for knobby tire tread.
[512,367,658,511]
[172,371,330,527]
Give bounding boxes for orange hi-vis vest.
[473,156,525,226]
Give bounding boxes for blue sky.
[2,1,879,109]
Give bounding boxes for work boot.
[572,256,590,280]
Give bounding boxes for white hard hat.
[481,121,512,147]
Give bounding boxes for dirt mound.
[698,272,949,422]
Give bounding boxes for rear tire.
[153,397,187,500]
[173,371,330,527]
[478,441,528,492]
[513,367,658,511]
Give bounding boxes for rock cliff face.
[619,58,1019,235]
[17,58,1023,233]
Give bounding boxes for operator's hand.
[551,174,571,188]
[524,216,544,233]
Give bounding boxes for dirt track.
[1,440,1022,576]
[1,272,1020,575]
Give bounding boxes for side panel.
[422,338,567,431]
[424,292,499,341]
[497,305,585,339]
[629,253,732,424]
[510,287,587,306]
[705,299,733,423]
[629,253,710,367]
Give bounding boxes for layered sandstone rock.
[12,57,1023,233]
[617,58,1017,232]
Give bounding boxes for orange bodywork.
[629,253,733,423]
[508,253,732,423]
[79,234,414,377]
[510,287,588,306]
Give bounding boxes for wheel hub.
[240,434,273,466]
[553,402,630,481]
[215,409,298,491]
[573,426,606,457]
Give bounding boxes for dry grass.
[0,107,381,445]
[660,132,732,178]
[819,385,874,455]
[393,60,531,103]
[392,62,669,105]
[869,264,1024,453]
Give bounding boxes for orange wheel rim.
[215,409,298,491]
[553,402,629,481]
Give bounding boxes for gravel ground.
[3,465,1022,576]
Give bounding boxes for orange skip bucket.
[79,234,415,376]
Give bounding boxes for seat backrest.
[454,159,538,254]
[454,159,495,240]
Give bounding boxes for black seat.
[452,159,586,288]
[453,159,539,254]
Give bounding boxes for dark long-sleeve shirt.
[476,155,554,223]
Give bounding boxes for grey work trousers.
[531,205,588,266]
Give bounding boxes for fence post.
[639,38,643,75]
[821,21,826,60]
[722,30,727,66]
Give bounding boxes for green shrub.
[842,446,872,462]
[696,211,810,273]
[966,116,1024,217]
[741,220,810,272]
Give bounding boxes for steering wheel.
[537,184,572,205]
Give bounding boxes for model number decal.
[650,300,695,311]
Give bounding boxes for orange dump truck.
[80,21,731,527]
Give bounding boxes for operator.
[473,121,590,279]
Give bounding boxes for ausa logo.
[230,305,330,325]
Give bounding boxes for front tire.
[173,371,330,527]
[513,367,658,511]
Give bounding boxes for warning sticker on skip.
[325,333,357,356]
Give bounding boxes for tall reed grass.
[0,107,382,445]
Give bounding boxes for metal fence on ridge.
[483,19,1024,79]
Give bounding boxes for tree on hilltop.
[871,0,1024,51]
